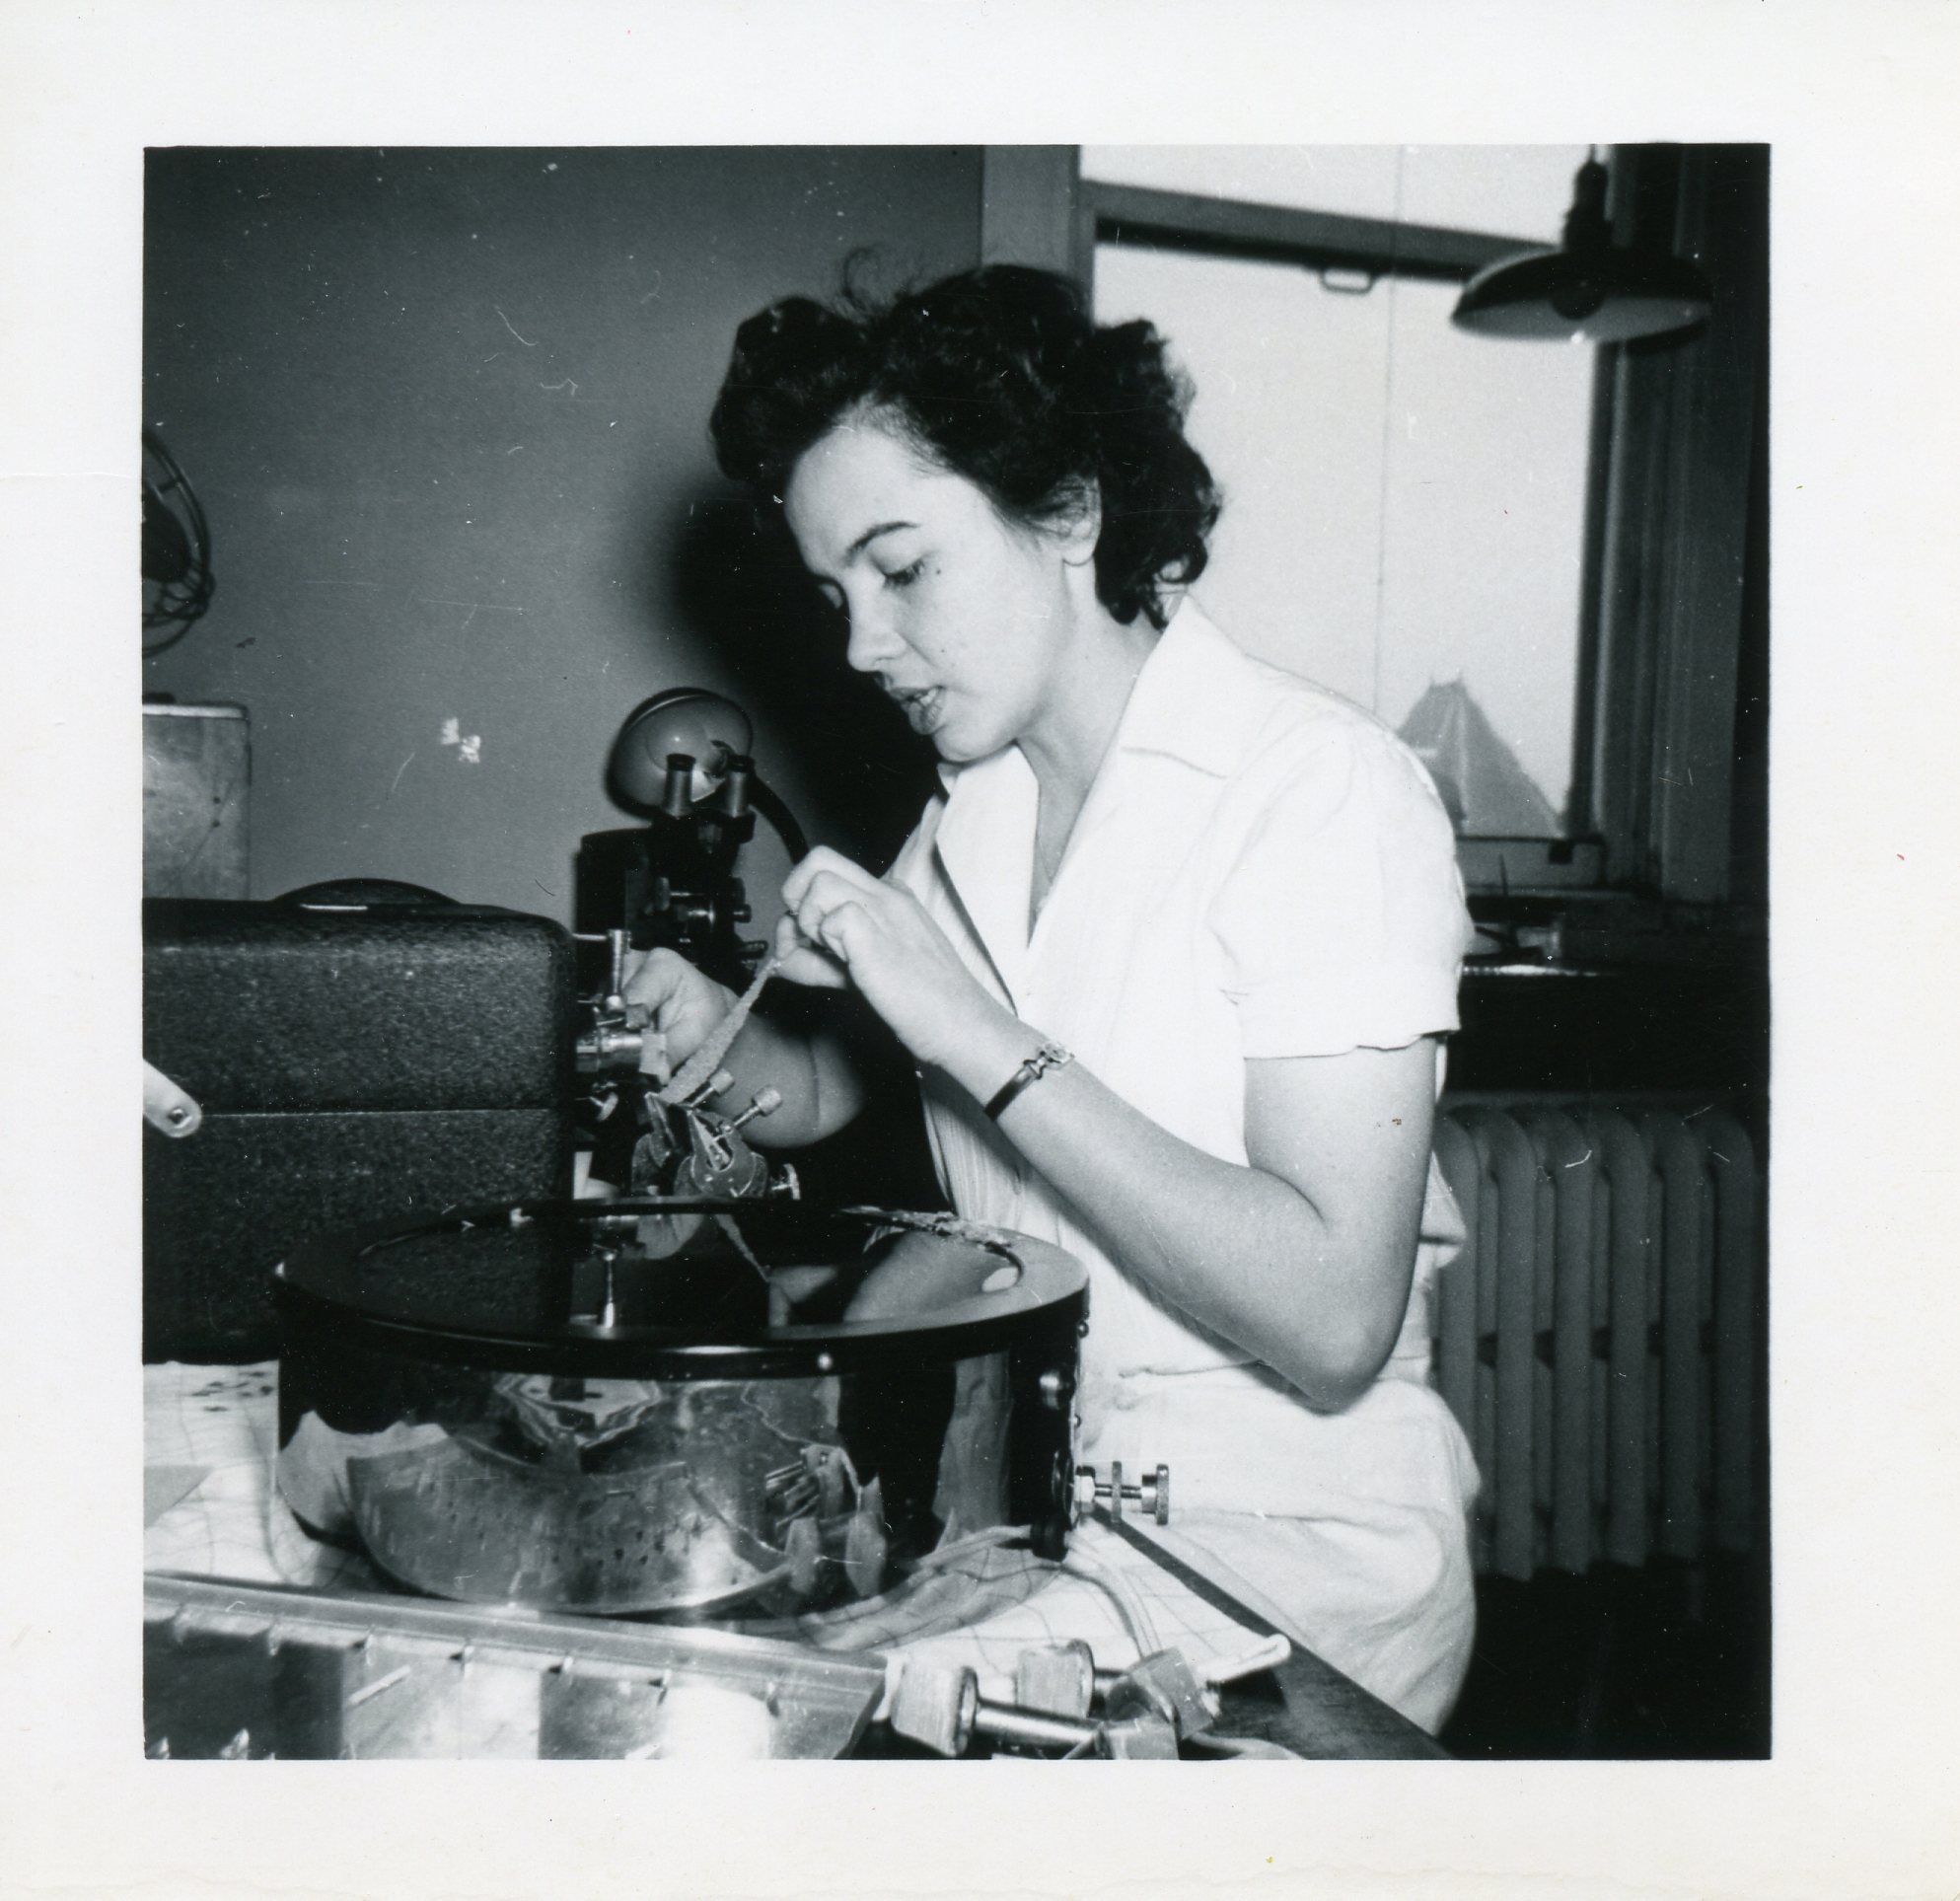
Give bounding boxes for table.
[145,1360,1445,1760]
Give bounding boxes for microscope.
[573,690,808,1201]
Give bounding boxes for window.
[1082,147,1601,891]
[1095,243,1594,842]
[980,144,1766,917]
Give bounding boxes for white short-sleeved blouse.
[887,598,1480,1529]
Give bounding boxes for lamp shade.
[1452,155,1712,344]
[606,688,754,813]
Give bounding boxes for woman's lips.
[889,685,944,735]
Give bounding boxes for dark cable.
[142,429,215,655]
[746,774,811,864]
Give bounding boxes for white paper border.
[5,1,1958,1895]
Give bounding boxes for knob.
[724,1087,782,1133]
[1014,1642,1096,1718]
[1074,1460,1171,1524]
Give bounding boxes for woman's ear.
[1052,477,1103,567]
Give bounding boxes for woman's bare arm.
[933,1005,1437,1409]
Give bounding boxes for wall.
[143,147,982,922]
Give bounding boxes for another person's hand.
[619,948,737,1073]
[775,846,999,1070]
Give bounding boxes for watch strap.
[982,1041,1074,1120]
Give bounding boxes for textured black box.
[143,898,577,1361]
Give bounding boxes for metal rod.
[1087,180,1538,282]
[972,1702,1101,1752]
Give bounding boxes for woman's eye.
[884,558,926,590]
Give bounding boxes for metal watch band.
[982,1042,1074,1121]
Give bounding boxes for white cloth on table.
[885,596,1482,1731]
[144,1360,376,1592]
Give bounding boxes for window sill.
[1458,836,1606,894]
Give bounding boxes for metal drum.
[273,1200,1086,1622]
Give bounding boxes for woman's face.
[782,413,1079,765]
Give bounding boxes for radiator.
[1431,1105,1762,1580]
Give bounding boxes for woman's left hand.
[774,846,1001,1070]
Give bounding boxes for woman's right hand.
[619,948,737,1074]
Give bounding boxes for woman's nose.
[842,600,903,674]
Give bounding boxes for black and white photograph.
[132,139,1770,1766]
[5,5,1958,1898]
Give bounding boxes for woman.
[629,265,1480,1730]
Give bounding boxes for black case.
[143,897,577,1361]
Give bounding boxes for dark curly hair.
[709,264,1220,630]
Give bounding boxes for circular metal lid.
[274,1199,1087,1378]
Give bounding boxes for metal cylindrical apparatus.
[274,1200,1086,1623]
